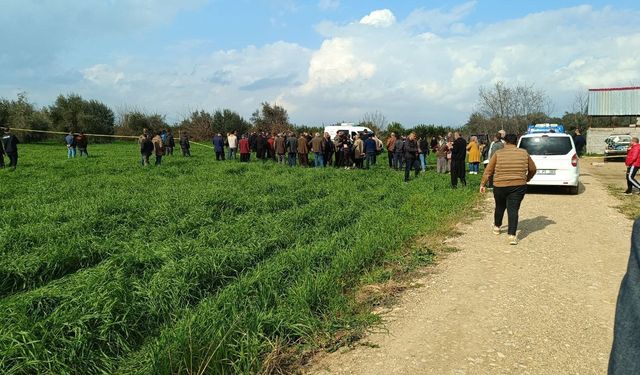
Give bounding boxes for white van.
[324,124,372,139]
[517,132,580,194]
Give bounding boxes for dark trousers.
[165,146,173,156]
[288,152,297,167]
[626,166,640,193]
[6,152,17,169]
[404,155,420,181]
[354,158,363,169]
[182,148,191,156]
[79,148,88,157]
[155,155,162,165]
[365,152,376,169]
[299,153,308,166]
[240,153,250,162]
[335,150,343,167]
[0,153,4,168]
[388,151,394,168]
[393,153,403,170]
[324,151,333,166]
[450,159,466,187]
[215,151,225,161]
[493,185,527,236]
[342,150,352,167]
[609,219,640,374]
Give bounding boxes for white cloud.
[360,9,396,28]
[318,0,340,11]
[3,3,640,127]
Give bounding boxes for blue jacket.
[213,136,224,152]
[609,219,640,374]
[364,138,377,153]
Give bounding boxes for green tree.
[49,94,115,135]
[212,109,251,135]
[386,122,405,136]
[0,93,51,142]
[251,102,290,133]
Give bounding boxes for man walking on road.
[480,134,537,245]
[624,137,640,195]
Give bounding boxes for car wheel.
[569,185,579,195]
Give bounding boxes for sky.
[1,0,640,127]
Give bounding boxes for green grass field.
[0,143,479,374]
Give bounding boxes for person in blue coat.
[363,133,377,169]
[609,219,640,374]
[212,133,225,160]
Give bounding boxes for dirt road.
[307,163,632,374]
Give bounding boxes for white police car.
[517,124,580,195]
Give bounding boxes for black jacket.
[140,138,154,156]
[404,139,419,159]
[609,219,640,374]
[1,133,19,154]
[419,139,429,155]
[286,137,298,153]
[451,137,467,161]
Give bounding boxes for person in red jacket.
[624,137,640,195]
[239,134,251,163]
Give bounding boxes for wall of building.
[586,126,640,154]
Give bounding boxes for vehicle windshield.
[519,137,573,156]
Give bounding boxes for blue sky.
[2,0,640,126]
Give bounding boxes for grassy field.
[0,142,479,374]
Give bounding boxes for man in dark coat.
[249,132,257,153]
[363,134,377,169]
[404,133,420,181]
[573,129,587,156]
[1,128,19,170]
[256,132,268,160]
[180,132,191,156]
[609,219,640,374]
[323,132,334,167]
[140,134,154,166]
[212,133,225,160]
[450,131,467,188]
[0,129,5,168]
[286,133,298,167]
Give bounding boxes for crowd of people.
[134,128,511,184]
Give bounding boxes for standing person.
[574,129,587,156]
[0,129,4,169]
[393,136,405,170]
[450,132,467,188]
[256,132,267,160]
[165,129,175,156]
[140,134,154,166]
[227,131,238,160]
[239,134,250,162]
[609,219,640,374]
[297,133,309,167]
[467,136,481,174]
[418,136,429,172]
[430,136,439,153]
[267,133,276,161]
[353,134,364,169]
[310,132,325,167]
[339,133,353,169]
[286,132,298,167]
[76,132,89,157]
[363,133,377,169]
[480,134,537,245]
[404,132,420,182]
[624,137,640,195]
[334,132,344,168]
[371,133,383,165]
[436,138,449,173]
[152,132,164,165]
[386,133,396,168]
[1,127,19,170]
[323,132,334,166]
[213,133,225,161]
[274,133,286,164]
[180,132,191,157]
[65,131,77,159]
[249,132,257,153]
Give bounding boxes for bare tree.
[572,91,589,115]
[476,81,552,133]
[360,111,387,133]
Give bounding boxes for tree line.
[1,83,616,144]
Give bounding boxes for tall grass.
[0,143,478,374]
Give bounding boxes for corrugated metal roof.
[588,87,640,116]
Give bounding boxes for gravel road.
[307,164,632,374]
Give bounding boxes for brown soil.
[305,161,632,374]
